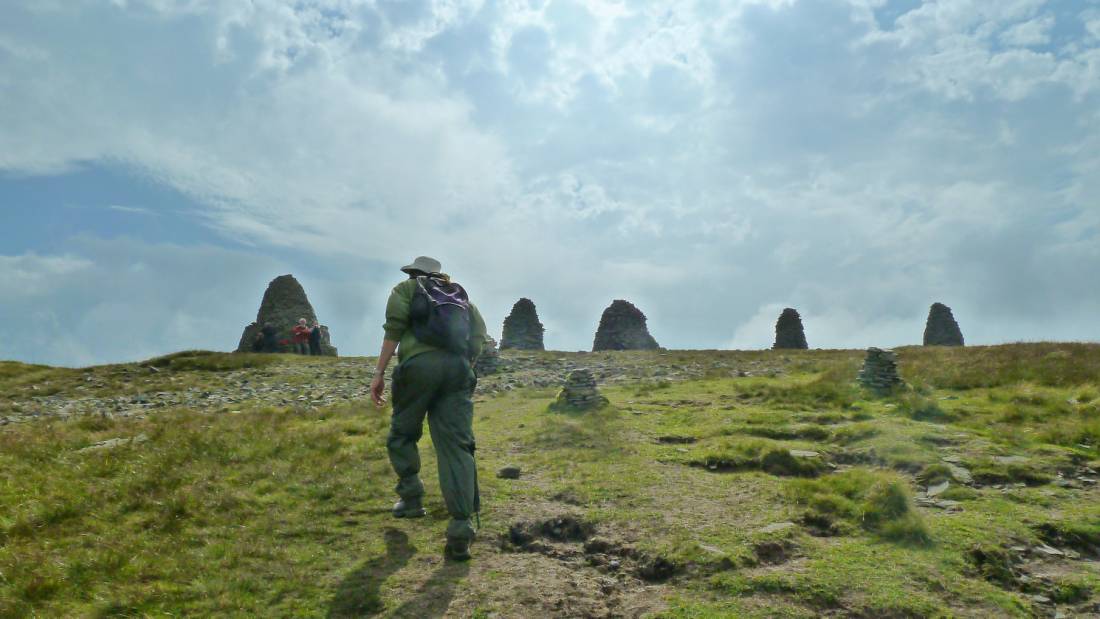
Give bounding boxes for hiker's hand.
[370,373,386,407]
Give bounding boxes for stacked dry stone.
[858,348,903,394]
[236,274,337,355]
[923,302,964,346]
[592,300,660,351]
[773,308,808,350]
[500,298,545,350]
[474,336,503,376]
[551,369,608,410]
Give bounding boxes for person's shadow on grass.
[328,528,470,618]
[328,528,414,618]
[386,554,470,618]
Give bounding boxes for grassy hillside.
[2,344,1099,617]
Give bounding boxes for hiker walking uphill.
[369,256,488,562]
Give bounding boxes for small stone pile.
[773,308,808,350]
[500,298,545,350]
[923,302,964,346]
[474,336,503,376]
[551,368,608,410]
[592,300,660,351]
[858,348,903,394]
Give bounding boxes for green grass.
[2,344,1100,616]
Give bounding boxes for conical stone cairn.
[500,298,545,350]
[923,302,964,346]
[474,336,503,376]
[773,308,808,350]
[592,300,659,351]
[858,348,902,394]
[236,274,337,355]
[551,368,608,411]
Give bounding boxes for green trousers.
[387,351,479,540]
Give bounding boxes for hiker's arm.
[372,282,412,407]
[468,302,488,360]
[370,339,399,406]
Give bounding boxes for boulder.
[773,308,808,350]
[592,300,659,351]
[236,274,337,355]
[500,298,545,350]
[923,302,964,346]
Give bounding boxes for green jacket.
[383,278,488,363]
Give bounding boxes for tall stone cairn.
[474,336,503,376]
[923,302,964,346]
[500,298,545,350]
[236,274,337,355]
[858,348,902,394]
[592,300,660,351]
[773,308,808,350]
[551,368,608,410]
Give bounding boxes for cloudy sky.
[2,0,1098,366]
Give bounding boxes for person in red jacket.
[291,318,311,354]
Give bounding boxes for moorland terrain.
[2,344,1100,617]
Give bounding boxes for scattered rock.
[474,336,503,376]
[773,308,808,350]
[79,434,149,452]
[236,274,337,355]
[927,480,950,497]
[788,449,820,458]
[657,435,697,444]
[923,302,964,347]
[858,348,903,395]
[551,369,609,411]
[759,522,797,534]
[1034,544,1065,557]
[592,300,660,351]
[500,298,545,350]
[947,463,974,485]
[498,465,522,479]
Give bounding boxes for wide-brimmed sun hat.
[400,256,442,275]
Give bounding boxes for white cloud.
[107,204,154,215]
[999,13,1055,47]
[1,0,1099,363]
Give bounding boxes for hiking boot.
[392,498,426,518]
[443,537,471,562]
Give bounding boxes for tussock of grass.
[790,470,931,545]
[143,350,280,372]
[896,394,956,422]
[969,457,1053,487]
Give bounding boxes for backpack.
[409,276,472,357]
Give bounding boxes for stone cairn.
[500,298,545,350]
[474,336,503,375]
[551,368,608,410]
[923,302,964,346]
[858,348,902,394]
[592,300,660,351]
[236,274,337,355]
[773,308,808,350]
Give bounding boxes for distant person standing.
[309,321,323,356]
[261,322,279,353]
[292,318,310,355]
[370,256,487,562]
